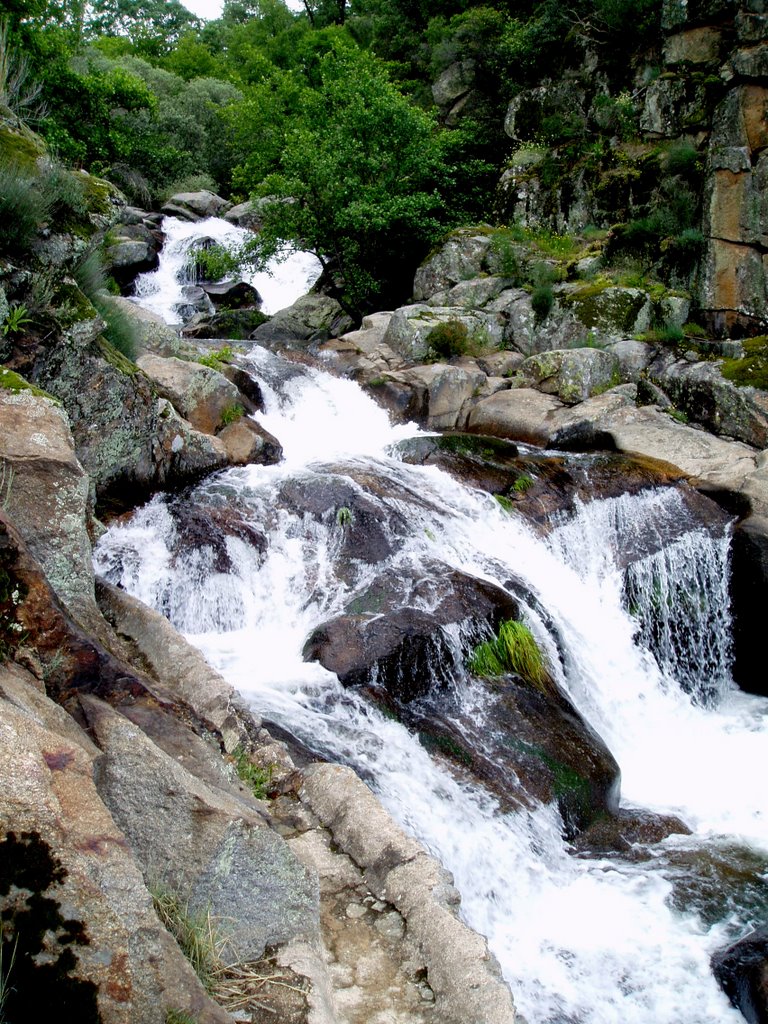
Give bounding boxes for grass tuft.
[231,745,273,799]
[151,886,221,994]
[74,250,139,360]
[468,619,550,690]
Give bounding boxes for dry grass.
[151,883,308,1020]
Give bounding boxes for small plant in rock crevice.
[336,506,353,529]
[468,619,550,691]
[73,250,139,360]
[231,744,274,799]
[1,305,32,337]
[218,403,244,428]
[150,885,221,994]
[512,473,535,494]
[197,345,235,370]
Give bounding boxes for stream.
[97,220,768,1023]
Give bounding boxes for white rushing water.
[96,228,768,1023]
[132,216,322,321]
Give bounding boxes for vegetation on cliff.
[3,0,697,319]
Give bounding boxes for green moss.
[418,730,473,766]
[52,282,99,330]
[0,367,57,401]
[96,336,139,375]
[468,619,550,691]
[563,284,647,332]
[0,125,45,171]
[79,173,120,218]
[720,336,768,390]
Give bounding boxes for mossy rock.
[79,171,123,219]
[0,367,57,402]
[720,337,768,390]
[0,122,46,171]
[96,335,140,376]
[561,284,651,334]
[52,282,100,331]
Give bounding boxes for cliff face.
[474,0,768,336]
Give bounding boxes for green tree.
[236,45,446,317]
[84,0,202,58]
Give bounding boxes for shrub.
[186,242,239,284]
[426,319,469,360]
[39,162,87,225]
[531,283,554,321]
[488,229,526,282]
[468,619,550,689]
[74,250,140,360]
[102,163,152,207]
[661,140,701,179]
[0,162,50,255]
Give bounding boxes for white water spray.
[131,216,322,321]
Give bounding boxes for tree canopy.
[2,0,664,317]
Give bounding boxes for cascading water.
[95,230,768,1023]
[131,215,322,321]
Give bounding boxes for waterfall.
[95,265,768,1024]
[131,215,322,321]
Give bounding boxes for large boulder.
[400,673,621,836]
[136,352,249,434]
[181,308,269,340]
[201,280,262,309]
[0,387,95,625]
[300,764,517,1024]
[649,353,768,447]
[383,304,505,363]
[515,347,621,404]
[303,566,519,701]
[712,928,768,1024]
[110,296,186,356]
[466,387,565,445]
[382,363,487,430]
[82,695,319,961]
[250,294,354,348]
[394,433,688,527]
[0,668,231,1024]
[153,398,230,487]
[104,221,162,291]
[413,230,492,301]
[160,190,232,222]
[218,416,283,466]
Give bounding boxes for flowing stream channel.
[99,223,768,1023]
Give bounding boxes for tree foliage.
[237,46,446,316]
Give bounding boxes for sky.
[181,0,305,19]
[182,0,225,18]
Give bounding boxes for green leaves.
[233,44,446,317]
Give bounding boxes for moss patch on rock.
[0,367,57,401]
[720,336,768,390]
